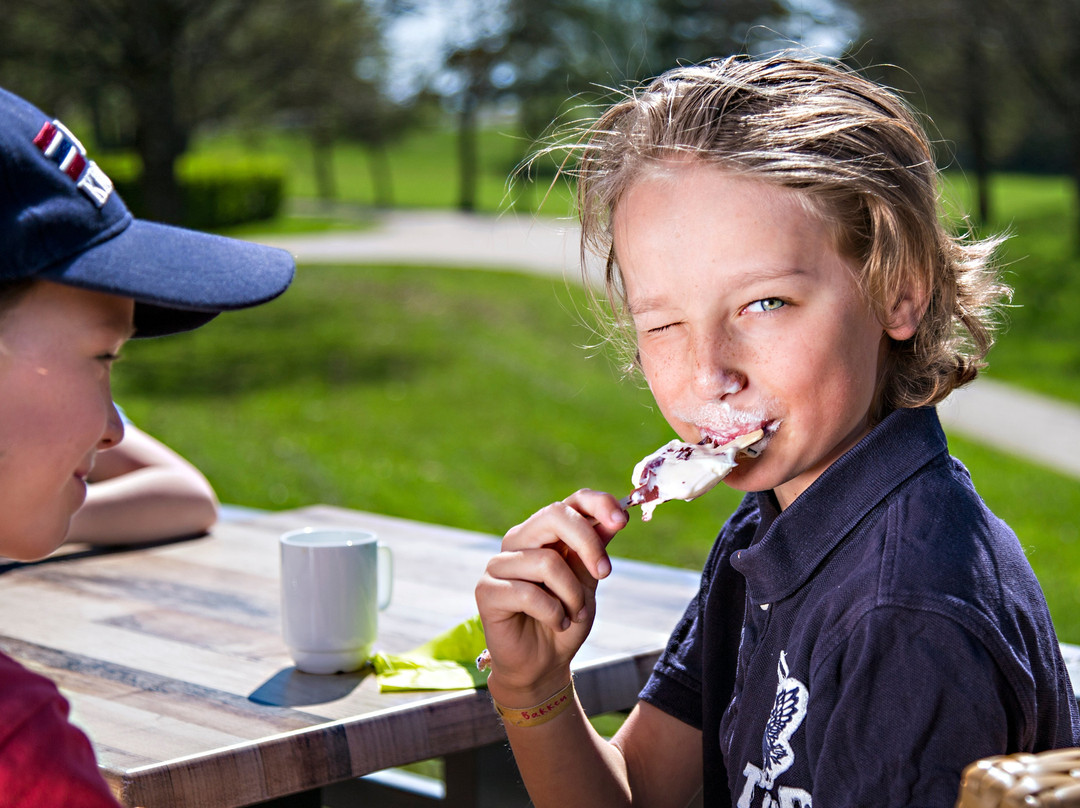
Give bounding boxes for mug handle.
[377,544,393,610]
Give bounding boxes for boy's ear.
[884,285,928,341]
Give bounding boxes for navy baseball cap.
[0,86,295,337]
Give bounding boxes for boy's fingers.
[478,569,580,634]
[567,488,629,544]
[484,548,591,627]
[502,491,627,580]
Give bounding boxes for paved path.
[257,209,590,279]
[251,210,1080,481]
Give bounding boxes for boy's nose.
[691,336,745,400]
[98,401,125,449]
[693,365,746,400]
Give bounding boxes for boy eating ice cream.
[474,55,1079,807]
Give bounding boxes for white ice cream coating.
[628,430,765,521]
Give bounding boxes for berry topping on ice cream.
[625,429,766,521]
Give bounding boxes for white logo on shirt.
[736,651,812,808]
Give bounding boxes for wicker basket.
[956,749,1080,807]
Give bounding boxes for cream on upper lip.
[676,400,780,444]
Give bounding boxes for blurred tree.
[839,0,1012,224]
[408,0,505,211]
[429,0,657,211]
[841,0,1078,238]
[0,0,391,224]
[643,0,792,74]
[447,36,506,211]
[982,0,1080,242]
[338,87,416,208]
[434,0,808,211]
[493,0,650,206]
[262,0,393,205]
[499,0,645,139]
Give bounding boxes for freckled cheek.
[638,346,689,398]
[734,342,791,394]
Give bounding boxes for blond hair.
[565,54,1010,420]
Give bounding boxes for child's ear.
[884,285,928,341]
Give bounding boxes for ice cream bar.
[625,429,765,521]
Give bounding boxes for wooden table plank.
[0,505,701,807]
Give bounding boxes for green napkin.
[372,614,490,691]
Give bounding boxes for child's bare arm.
[498,695,702,808]
[475,490,701,806]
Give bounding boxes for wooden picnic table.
[0,504,701,807]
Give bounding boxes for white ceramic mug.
[280,527,393,674]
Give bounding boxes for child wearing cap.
[0,85,294,805]
[475,55,1079,806]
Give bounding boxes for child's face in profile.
[614,163,914,510]
[0,281,132,559]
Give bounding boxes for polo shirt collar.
[730,406,948,606]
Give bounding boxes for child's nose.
[691,335,745,400]
[98,401,126,450]
[694,365,746,400]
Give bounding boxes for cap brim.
[39,219,296,337]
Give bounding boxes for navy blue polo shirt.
[640,406,1079,807]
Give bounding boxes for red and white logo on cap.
[32,119,114,208]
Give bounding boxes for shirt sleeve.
[0,655,122,807]
[639,583,706,730]
[640,496,761,732]
[806,606,1022,808]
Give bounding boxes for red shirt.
[0,651,121,807]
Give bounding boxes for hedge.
[96,153,286,230]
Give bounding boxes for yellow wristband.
[492,679,575,728]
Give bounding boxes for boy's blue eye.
[746,298,785,313]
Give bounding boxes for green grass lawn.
[942,172,1080,403]
[199,123,1080,405]
[196,124,574,220]
[112,264,1080,642]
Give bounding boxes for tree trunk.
[366,143,394,208]
[962,28,991,225]
[131,65,185,225]
[458,91,478,213]
[1072,118,1080,251]
[311,131,337,202]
